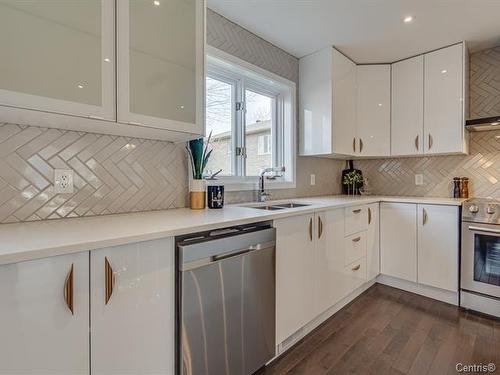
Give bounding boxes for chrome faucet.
[258,166,285,202]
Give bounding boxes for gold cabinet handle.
[308,217,313,242]
[352,209,362,214]
[352,137,356,153]
[368,207,372,225]
[359,138,363,153]
[428,134,433,150]
[422,208,428,226]
[318,216,323,239]
[64,263,74,315]
[352,236,361,243]
[352,264,361,271]
[415,135,419,151]
[104,257,115,305]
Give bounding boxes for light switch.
[415,174,424,185]
[310,174,316,186]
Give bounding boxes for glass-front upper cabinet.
[0,0,115,120]
[117,0,205,135]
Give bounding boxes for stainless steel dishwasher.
[176,222,276,375]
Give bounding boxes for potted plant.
[342,170,363,196]
[186,133,213,209]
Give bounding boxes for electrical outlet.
[310,174,316,186]
[54,169,74,194]
[415,174,424,186]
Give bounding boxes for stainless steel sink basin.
[250,205,285,211]
[274,202,310,209]
[247,202,310,210]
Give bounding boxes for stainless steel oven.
[461,199,500,317]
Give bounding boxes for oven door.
[461,222,500,298]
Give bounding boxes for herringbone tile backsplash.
[355,130,500,199]
[0,123,187,223]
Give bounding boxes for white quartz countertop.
[0,195,464,265]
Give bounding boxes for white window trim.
[206,46,296,192]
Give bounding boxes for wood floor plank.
[257,284,500,375]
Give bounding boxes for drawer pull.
[368,207,372,224]
[352,209,362,214]
[352,264,361,271]
[308,217,313,242]
[64,263,74,315]
[352,236,361,243]
[105,257,115,305]
[318,216,323,239]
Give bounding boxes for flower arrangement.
[342,170,363,195]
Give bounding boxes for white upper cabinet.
[0,0,115,120]
[424,43,467,155]
[299,48,356,156]
[0,252,89,374]
[117,0,204,135]
[356,65,391,157]
[391,55,424,156]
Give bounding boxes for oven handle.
[468,225,500,235]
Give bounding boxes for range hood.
[465,116,500,131]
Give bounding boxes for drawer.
[344,205,368,236]
[344,257,367,288]
[344,231,367,266]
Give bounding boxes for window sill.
[212,177,296,192]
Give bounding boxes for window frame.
[205,46,296,191]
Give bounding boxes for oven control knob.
[487,205,496,214]
[468,204,479,214]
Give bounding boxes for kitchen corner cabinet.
[356,65,391,157]
[117,0,205,135]
[0,252,90,374]
[391,55,424,156]
[417,204,459,291]
[91,238,175,375]
[424,43,468,155]
[0,0,115,120]
[380,203,418,282]
[366,203,380,280]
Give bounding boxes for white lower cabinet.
[275,213,316,344]
[381,202,459,292]
[0,252,90,374]
[417,204,459,291]
[380,203,418,282]
[91,237,175,375]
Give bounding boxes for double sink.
[248,202,310,211]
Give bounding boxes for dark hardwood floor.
[257,284,500,375]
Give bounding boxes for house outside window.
[204,47,296,191]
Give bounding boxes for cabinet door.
[424,43,465,154]
[417,204,459,291]
[380,203,417,282]
[0,252,89,374]
[315,209,345,316]
[299,48,334,155]
[367,203,380,280]
[275,213,316,344]
[0,0,115,120]
[332,49,357,156]
[356,65,391,157]
[91,238,175,375]
[117,0,204,134]
[391,56,424,156]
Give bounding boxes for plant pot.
[190,179,206,210]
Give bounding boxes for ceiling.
[207,0,500,63]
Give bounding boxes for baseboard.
[376,275,458,305]
[274,278,376,359]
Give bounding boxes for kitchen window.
[205,47,296,191]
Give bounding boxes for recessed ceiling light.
[441,69,448,74]
[377,103,383,107]
[153,0,160,5]
[77,84,84,89]
[403,15,414,23]
[104,58,111,62]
